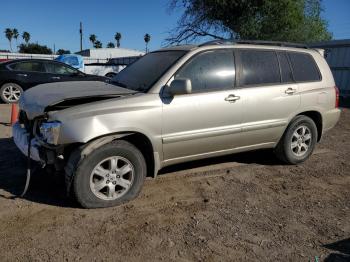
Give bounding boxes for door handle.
[51,76,60,80]
[225,94,240,102]
[16,73,27,77]
[285,87,297,95]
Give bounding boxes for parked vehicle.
[13,40,341,208]
[0,59,108,103]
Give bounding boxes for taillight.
[334,86,340,108]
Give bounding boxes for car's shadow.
[0,137,283,207]
[0,137,78,208]
[323,238,350,262]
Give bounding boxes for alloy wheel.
[89,156,134,200]
[290,125,312,157]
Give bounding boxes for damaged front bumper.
[13,122,41,162]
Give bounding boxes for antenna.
[80,22,83,51]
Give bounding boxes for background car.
[0,59,108,103]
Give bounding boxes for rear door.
[235,49,300,146]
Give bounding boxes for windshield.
[111,50,186,92]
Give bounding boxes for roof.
[157,40,316,53]
[158,45,197,51]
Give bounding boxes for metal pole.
[80,22,83,51]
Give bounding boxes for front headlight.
[39,121,61,145]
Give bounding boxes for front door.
[161,49,243,162]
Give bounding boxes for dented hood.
[19,81,136,119]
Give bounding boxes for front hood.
[19,81,136,119]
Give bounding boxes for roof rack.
[199,39,309,49]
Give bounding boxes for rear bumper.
[12,122,41,162]
[323,108,341,133]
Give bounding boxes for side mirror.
[168,78,192,95]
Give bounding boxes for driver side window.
[174,50,235,93]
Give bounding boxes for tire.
[105,72,116,78]
[275,115,318,164]
[0,83,23,103]
[67,140,146,208]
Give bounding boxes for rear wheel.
[67,140,146,208]
[275,115,318,164]
[0,83,23,103]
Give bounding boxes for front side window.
[174,50,235,93]
[288,52,320,82]
[9,61,45,72]
[238,50,280,86]
[45,62,77,75]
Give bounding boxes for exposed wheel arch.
[296,111,323,142]
[65,131,157,179]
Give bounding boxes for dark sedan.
[0,59,108,103]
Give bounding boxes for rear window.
[238,50,280,86]
[288,52,320,82]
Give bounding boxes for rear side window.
[175,50,235,93]
[9,61,45,72]
[238,50,280,86]
[288,52,320,82]
[277,52,293,83]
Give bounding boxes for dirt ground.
[0,104,349,262]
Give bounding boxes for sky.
[0,0,350,53]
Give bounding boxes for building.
[310,39,350,103]
[76,47,144,64]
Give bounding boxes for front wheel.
[275,115,318,164]
[67,140,146,208]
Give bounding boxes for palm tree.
[89,34,97,47]
[22,31,30,44]
[12,28,19,51]
[144,33,151,53]
[107,42,115,48]
[4,28,14,52]
[93,40,102,48]
[114,32,121,48]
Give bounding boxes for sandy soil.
[0,104,349,261]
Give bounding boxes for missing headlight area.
[39,121,61,145]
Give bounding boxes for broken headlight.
[39,121,61,145]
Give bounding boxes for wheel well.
[122,133,155,178]
[297,111,323,141]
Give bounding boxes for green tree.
[22,31,31,44]
[166,0,331,44]
[144,33,151,53]
[93,40,102,48]
[19,43,53,54]
[12,28,19,51]
[107,42,115,48]
[56,49,71,55]
[114,32,122,48]
[89,34,97,47]
[4,28,14,51]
